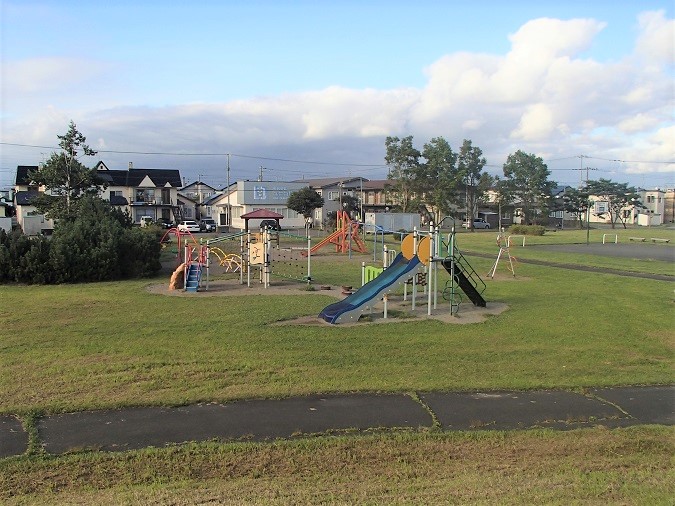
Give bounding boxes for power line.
[0,142,388,168]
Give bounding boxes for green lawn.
[1,228,673,504]
[2,428,673,505]
[2,230,673,415]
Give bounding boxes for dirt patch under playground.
[146,275,510,325]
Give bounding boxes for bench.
[650,238,670,243]
[629,237,646,242]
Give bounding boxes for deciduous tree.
[458,139,488,230]
[502,150,555,224]
[384,136,421,213]
[287,187,324,219]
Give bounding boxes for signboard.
[237,181,306,205]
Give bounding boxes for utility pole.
[258,166,264,181]
[226,154,231,231]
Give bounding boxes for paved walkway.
[1,386,672,457]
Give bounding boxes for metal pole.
[226,154,231,231]
[307,235,311,284]
[428,223,433,316]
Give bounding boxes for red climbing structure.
[304,210,367,255]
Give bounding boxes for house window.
[328,191,339,201]
[110,190,122,197]
[135,189,155,203]
[595,202,607,213]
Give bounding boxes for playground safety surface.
[146,277,511,325]
[2,386,672,457]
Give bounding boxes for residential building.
[179,181,219,220]
[95,162,182,224]
[665,189,674,224]
[204,180,307,230]
[290,177,364,227]
[13,162,183,234]
[13,165,55,234]
[588,188,665,227]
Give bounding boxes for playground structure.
[487,229,518,279]
[305,211,367,256]
[160,227,200,266]
[319,226,487,324]
[194,227,313,290]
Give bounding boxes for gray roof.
[16,164,182,188]
[14,166,38,186]
[292,177,367,188]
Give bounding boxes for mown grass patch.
[1,427,672,505]
[1,251,672,414]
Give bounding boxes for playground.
[155,216,512,325]
[2,223,672,504]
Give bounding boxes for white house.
[13,162,184,234]
[206,180,308,230]
[95,162,183,224]
[588,188,664,227]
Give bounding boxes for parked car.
[200,218,217,232]
[259,219,280,231]
[157,218,175,229]
[462,218,491,229]
[177,220,200,233]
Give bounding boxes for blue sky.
[1,0,673,190]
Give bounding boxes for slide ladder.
[441,250,486,307]
[185,263,202,292]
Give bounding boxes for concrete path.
[1,386,672,457]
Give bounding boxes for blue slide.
[319,253,423,324]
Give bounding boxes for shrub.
[0,197,162,284]
[509,224,546,236]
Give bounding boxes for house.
[588,188,664,227]
[178,181,219,221]
[0,196,12,232]
[13,165,55,234]
[13,162,184,234]
[295,176,376,226]
[95,162,183,225]
[665,189,675,224]
[205,180,308,231]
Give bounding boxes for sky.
[1,0,673,191]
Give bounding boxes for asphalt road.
[2,386,672,457]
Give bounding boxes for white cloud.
[2,12,672,187]
[635,10,674,66]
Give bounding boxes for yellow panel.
[400,233,415,260]
[417,236,431,265]
[249,243,264,265]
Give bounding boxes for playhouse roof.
[240,209,283,219]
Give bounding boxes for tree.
[457,139,488,230]
[28,121,104,221]
[287,187,324,220]
[384,136,422,212]
[585,179,644,229]
[420,137,461,224]
[502,150,555,225]
[562,187,592,228]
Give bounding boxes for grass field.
[1,225,673,503]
